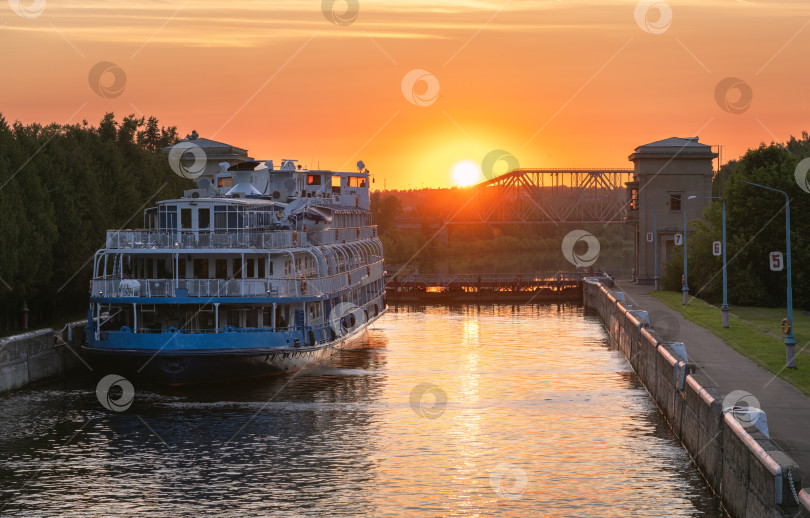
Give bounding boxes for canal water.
[0,305,723,517]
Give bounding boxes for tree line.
[0,113,187,331]
[370,191,634,273]
[662,133,810,308]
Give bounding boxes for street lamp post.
[637,201,659,289]
[743,181,796,368]
[689,196,729,327]
[653,208,659,291]
[663,194,690,305]
[720,199,728,327]
[682,206,688,306]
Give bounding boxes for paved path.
[616,280,810,489]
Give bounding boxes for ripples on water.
[0,304,723,517]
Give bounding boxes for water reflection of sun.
[463,320,479,345]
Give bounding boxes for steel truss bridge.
[441,168,635,225]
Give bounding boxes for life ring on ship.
[224,325,236,333]
[366,266,371,277]
[292,231,298,245]
[303,225,307,232]
[348,272,352,283]
[781,318,792,335]
[301,279,307,293]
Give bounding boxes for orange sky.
[3,0,810,189]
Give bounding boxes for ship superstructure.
[84,149,386,384]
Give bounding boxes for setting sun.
[451,161,481,187]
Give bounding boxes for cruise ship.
[83,138,386,385]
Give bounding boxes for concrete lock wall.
[0,320,88,395]
[583,280,810,518]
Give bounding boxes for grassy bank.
[651,291,810,396]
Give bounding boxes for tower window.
[669,193,682,212]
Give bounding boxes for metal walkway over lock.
[384,271,605,303]
[442,168,634,225]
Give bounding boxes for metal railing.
[106,230,305,250]
[105,226,379,251]
[308,226,377,245]
[92,261,384,299]
[386,271,584,289]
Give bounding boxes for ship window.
[307,174,322,186]
[228,206,238,229]
[258,257,266,277]
[332,176,341,194]
[348,176,366,187]
[157,260,168,279]
[214,206,227,232]
[215,259,227,279]
[247,258,255,278]
[198,208,210,229]
[178,259,186,278]
[245,310,257,329]
[181,208,192,229]
[262,308,271,328]
[158,205,177,230]
[194,258,209,279]
[233,258,243,278]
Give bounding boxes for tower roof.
[629,136,717,161]
[161,137,251,161]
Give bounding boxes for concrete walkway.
[616,280,810,489]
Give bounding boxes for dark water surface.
[0,305,724,517]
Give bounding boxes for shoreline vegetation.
[660,134,810,310]
[0,113,186,331]
[652,290,810,396]
[651,134,810,395]
[370,190,635,272]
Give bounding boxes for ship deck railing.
[97,318,368,338]
[109,325,309,335]
[105,226,378,250]
[92,261,384,299]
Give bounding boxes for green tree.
[662,140,810,308]
[0,113,182,330]
[370,192,402,235]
